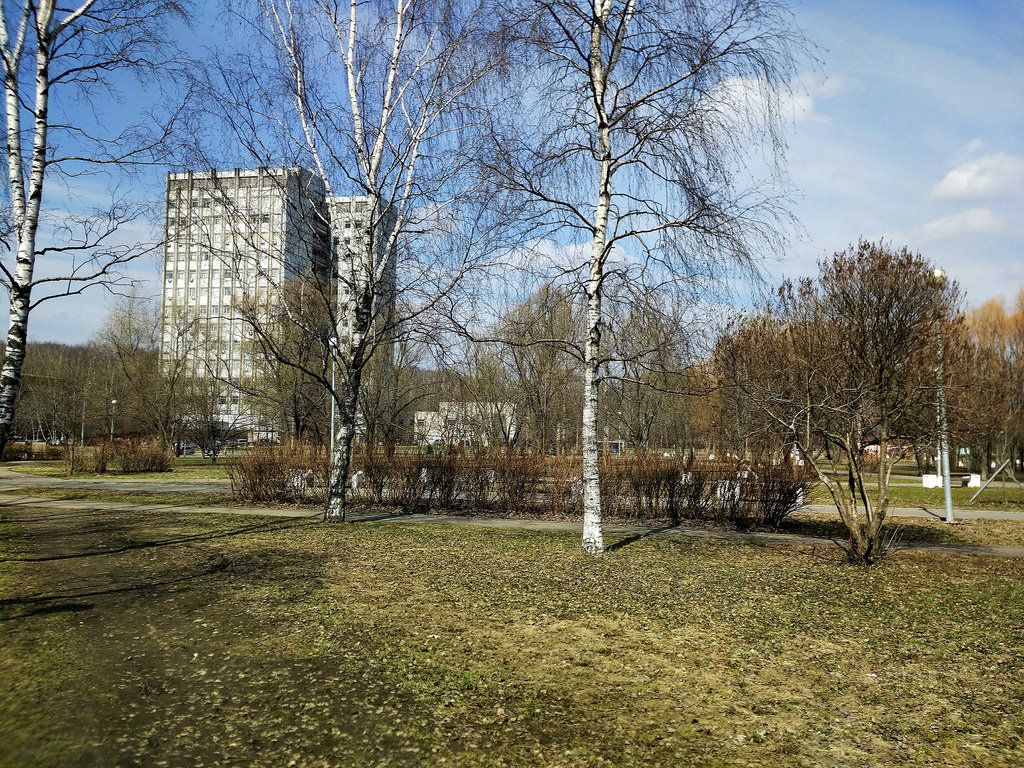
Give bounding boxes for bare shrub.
[60,444,86,474]
[358,448,391,503]
[755,460,814,529]
[88,442,111,474]
[494,453,543,515]
[599,455,627,520]
[546,454,581,518]
[622,453,681,523]
[428,452,462,509]
[228,444,328,504]
[391,453,430,511]
[2,440,34,461]
[115,439,173,474]
[712,458,814,530]
[459,454,495,511]
[670,455,713,523]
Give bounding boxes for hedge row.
[228,447,813,529]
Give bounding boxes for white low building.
[414,402,520,448]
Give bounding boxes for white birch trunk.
[579,0,619,554]
[580,269,604,553]
[0,2,60,453]
[326,381,359,521]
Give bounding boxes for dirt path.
[3,491,1024,559]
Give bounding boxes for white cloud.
[952,138,987,164]
[931,153,1024,200]
[916,207,1004,242]
[712,73,849,132]
[786,73,852,125]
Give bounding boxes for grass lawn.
[808,482,1024,512]
[6,456,232,481]
[0,485,236,507]
[1,507,1022,767]
[781,511,1024,548]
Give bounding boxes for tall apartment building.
[328,195,398,344]
[161,168,393,435]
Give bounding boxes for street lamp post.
[110,399,117,443]
[933,269,954,524]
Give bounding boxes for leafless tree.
[718,240,960,564]
[494,284,583,453]
[206,0,509,520]
[99,292,191,446]
[487,0,801,551]
[357,328,437,454]
[963,295,1024,476]
[0,0,190,455]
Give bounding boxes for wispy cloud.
[788,73,852,125]
[931,152,1024,201]
[916,207,1004,242]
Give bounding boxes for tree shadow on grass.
[0,511,321,563]
[604,526,678,553]
[0,557,236,622]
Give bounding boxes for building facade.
[161,168,391,437]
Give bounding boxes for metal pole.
[934,275,954,524]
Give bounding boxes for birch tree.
[489,0,800,552]
[212,0,507,520]
[0,0,188,455]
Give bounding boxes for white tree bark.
[0,0,181,454]
[243,0,499,521]
[0,1,62,452]
[579,0,629,553]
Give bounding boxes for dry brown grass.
[2,508,1021,767]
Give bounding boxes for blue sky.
[775,0,1024,303]
[21,0,1024,343]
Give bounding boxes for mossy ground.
[2,506,1022,767]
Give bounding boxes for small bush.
[391,454,430,511]
[755,461,814,529]
[228,444,328,504]
[546,454,581,518]
[3,441,39,461]
[115,439,173,474]
[672,455,714,522]
[714,459,813,530]
[492,453,544,515]
[622,453,681,523]
[459,455,495,511]
[60,444,86,474]
[357,448,391,504]
[88,442,111,474]
[428,453,462,509]
[599,456,627,520]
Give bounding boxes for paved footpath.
[2,464,1023,558]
